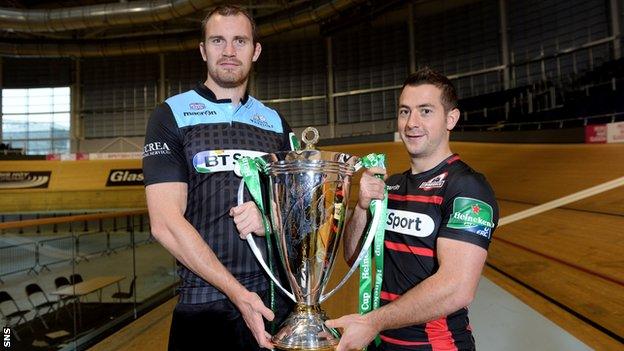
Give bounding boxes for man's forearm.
[366,240,487,332]
[366,271,470,332]
[153,214,246,298]
[343,205,370,263]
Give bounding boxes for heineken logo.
[447,197,494,239]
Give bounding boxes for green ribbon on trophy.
[357,153,388,348]
[238,133,301,333]
[237,156,280,331]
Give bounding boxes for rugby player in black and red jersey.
[327,67,499,351]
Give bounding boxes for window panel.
[508,0,611,87]
[1,87,71,154]
[54,103,71,113]
[2,103,27,114]
[414,0,501,97]
[82,55,158,138]
[2,90,26,98]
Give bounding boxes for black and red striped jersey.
[378,154,498,350]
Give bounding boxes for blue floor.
[471,277,591,351]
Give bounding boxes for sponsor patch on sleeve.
[143,141,171,157]
[447,197,495,239]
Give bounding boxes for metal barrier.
[37,236,75,271]
[0,210,177,351]
[0,242,38,282]
[134,230,153,244]
[0,212,152,282]
[77,231,108,260]
[108,230,133,254]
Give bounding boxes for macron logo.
[183,110,216,117]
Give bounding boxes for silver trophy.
[239,127,385,351]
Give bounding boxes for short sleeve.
[438,171,499,250]
[142,103,188,186]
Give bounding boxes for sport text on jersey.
[386,209,435,237]
[193,149,266,173]
[447,197,494,239]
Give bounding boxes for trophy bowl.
[238,128,385,351]
[261,149,357,350]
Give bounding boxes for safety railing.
[0,207,180,351]
[0,242,38,278]
[38,235,75,271]
[0,210,150,282]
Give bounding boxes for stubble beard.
[402,133,430,160]
[207,64,250,89]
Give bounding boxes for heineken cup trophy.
[238,127,386,351]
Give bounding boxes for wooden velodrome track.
[83,141,624,351]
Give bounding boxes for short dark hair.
[200,5,257,43]
[402,67,458,112]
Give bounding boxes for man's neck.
[204,79,247,106]
[409,149,453,175]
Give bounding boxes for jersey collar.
[193,83,250,105]
[407,153,460,178]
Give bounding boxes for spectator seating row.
[0,273,135,341]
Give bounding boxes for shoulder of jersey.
[165,89,200,104]
[248,96,281,118]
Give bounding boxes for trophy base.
[272,304,339,351]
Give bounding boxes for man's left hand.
[357,167,387,210]
[325,314,378,351]
[230,201,265,239]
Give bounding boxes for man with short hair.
[327,67,499,351]
[143,5,294,350]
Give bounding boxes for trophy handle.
[319,155,387,303]
[238,178,296,302]
[318,197,383,303]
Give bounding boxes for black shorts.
[369,339,476,351]
[168,289,293,351]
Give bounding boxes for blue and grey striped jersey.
[142,84,293,304]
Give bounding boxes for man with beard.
[142,5,295,350]
[326,68,499,351]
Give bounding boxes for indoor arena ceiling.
[0,0,476,57]
[0,0,389,57]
